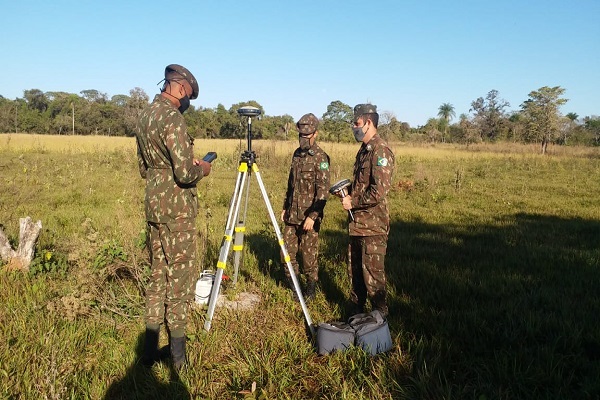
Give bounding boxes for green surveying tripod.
[203,106,315,336]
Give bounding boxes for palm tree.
[564,112,579,145]
[437,103,455,142]
[438,103,456,122]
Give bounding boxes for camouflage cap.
[296,113,319,135]
[353,103,378,122]
[165,64,199,99]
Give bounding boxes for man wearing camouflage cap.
[135,64,210,370]
[281,113,330,300]
[340,104,395,317]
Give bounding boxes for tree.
[470,90,510,141]
[566,112,579,123]
[219,101,264,139]
[80,89,108,103]
[437,103,455,142]
[322,100,352,142]
[438,103,455,122]
[583,116,600,146]
[23,89,48,113]
[123,87,149,136]
[507,112,526,142]
[0,97,16,132]
[261,114,294,140]
[559,112,579,145]
[424,118,442,143]
[455,114,480,144]
[378,114,408,141]
[520,86,568,154]
[111,94,129,107]
[195,108,220,138]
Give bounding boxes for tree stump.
[0,217,43,272]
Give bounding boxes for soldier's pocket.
[300,164,315,194]
[365,240,387,274]
[358,167,369,185]
[365,240,387,256]
[167,220,196,233]
[166,220,197,263]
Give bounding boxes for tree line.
[1,86,598,151]
[430,87,599,153]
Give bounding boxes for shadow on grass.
[383,212,600,398]
[318,226,351,312]
[246,228,287,285]
[103,332,190,400]
[235,209,600,396]
[246,222,350,309]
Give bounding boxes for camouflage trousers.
[145,220,196,337]
[282,222,320,281]
[348,235,388,315]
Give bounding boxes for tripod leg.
[251,163,315,337]
[232,175,251,284]
[204,164,249,332]
[232,224,245,284]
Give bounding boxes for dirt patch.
[194,291,260,311]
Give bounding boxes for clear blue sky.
[1,0,598,127]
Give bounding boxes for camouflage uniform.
[347,104,395,317]
[135,93,204,338]
[282,114,330,286]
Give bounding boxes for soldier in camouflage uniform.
[281,113,330,300]
[135,64,211,370]
[341,104,394,317]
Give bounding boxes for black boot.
[373,303,389,319]
[141,327,160,367]
[305,280,317,301]
[347,301,365,318]
[373,291,389,318]
[170,336,187,371]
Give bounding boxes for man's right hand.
[194,159,212,177]
[342,194,353,210]
[281,210,287,222]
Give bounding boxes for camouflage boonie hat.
[165,64,199,99]
[296,113,319,135]
[353,103,378,122]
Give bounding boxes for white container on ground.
[195,270,215,305]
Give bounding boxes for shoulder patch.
[319,162,329,170]
[377,157,388,167]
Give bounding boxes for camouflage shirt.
[135,95,204,224]
[283,143,330,225]
[349,135,395,236]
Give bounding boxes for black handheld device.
[202,152,218,163]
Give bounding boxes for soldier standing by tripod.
[135,64,211,370]
[281,113,330,301]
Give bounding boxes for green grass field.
[1,134,599,399]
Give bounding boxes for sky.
[1,0,598,127]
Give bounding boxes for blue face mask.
[178,95,190,114]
